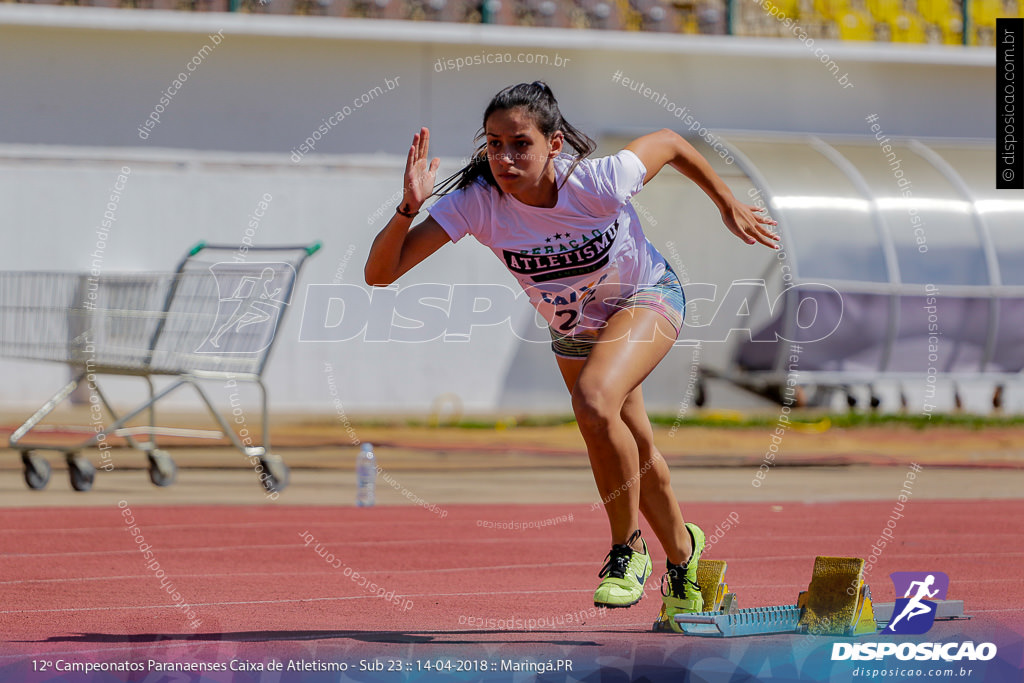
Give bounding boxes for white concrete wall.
[0,5,996,155]
[0,5,1005,415]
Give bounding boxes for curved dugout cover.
[722,136,1024,378]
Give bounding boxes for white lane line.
[1,538,549,558]
[0,519,471,535]
[5,587,1019,618]
[0,588,591,615]
[3,520,1018,540]
[0,562,593,586]
[5,570,1023,589]
[8,543,1024,561]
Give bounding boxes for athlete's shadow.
[28,630,603,647]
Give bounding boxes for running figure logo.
[884,571,949,635]
[197,263,294,354]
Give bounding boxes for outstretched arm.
[364,127,451,287]
[625,129,780,249]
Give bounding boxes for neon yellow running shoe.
[593,529,652,608]
[655,522,706,633]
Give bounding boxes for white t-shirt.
[428,149,667,335]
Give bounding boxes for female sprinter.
[364,82,778,629]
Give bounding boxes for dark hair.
[432,81,596,198]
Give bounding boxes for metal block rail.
[0,242,320,492]
[666,556,967,638]
[669,605,803,638]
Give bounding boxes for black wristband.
[396,204,419,218]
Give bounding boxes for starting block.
[669,556,878,637]
[797,556,877,636]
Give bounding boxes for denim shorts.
[549,266,686,360]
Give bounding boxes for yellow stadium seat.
[774,0,800,15]
[616,0,644,30]
[940,9,963,43]
[868,0,899,23]
[838,6,875,38]
[917,0,947,23]
[891,8,927,40]
[815,0,846,21]
[1000,0,1021,17]
[678,12,699,32]
[971,0,998,27]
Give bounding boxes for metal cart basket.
[0,242,320,492]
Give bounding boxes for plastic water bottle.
[356,442,376,507]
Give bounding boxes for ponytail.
[432,81,595,198]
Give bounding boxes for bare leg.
[553,307,687,555]
[620,387,692,565]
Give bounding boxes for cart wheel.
[67,453,96,492]
[260,455,290,494]
[21,451,51,490]
[147,450,178,487]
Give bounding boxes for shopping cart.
[0,242,321,492]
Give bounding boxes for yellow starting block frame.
[796,556,877,636]
[668,556,879,637]
[697,559,738,614]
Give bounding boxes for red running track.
[1,501,1022,670]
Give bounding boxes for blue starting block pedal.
[671,605,803,637]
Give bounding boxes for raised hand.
[719,198,780,249]
[401,127,441,215]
